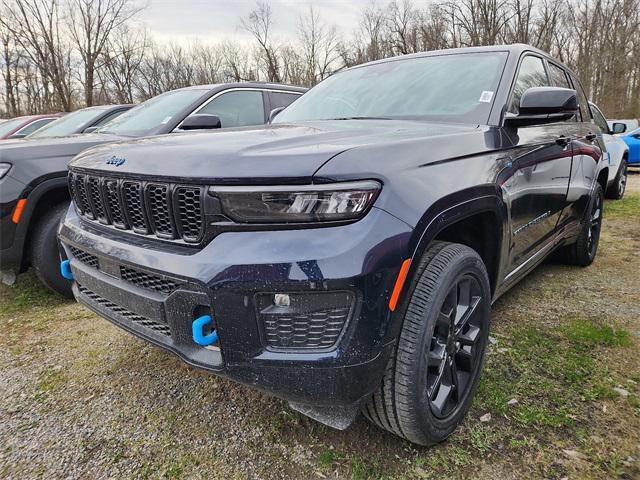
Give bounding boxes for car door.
[502,54,573,269]
[559,73,603,226]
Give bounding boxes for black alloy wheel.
[427,275,484,418]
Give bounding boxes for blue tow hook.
[192,315,218,346]
[60,260,74,280]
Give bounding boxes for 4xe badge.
[106,155,126,167]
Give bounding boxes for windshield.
[99,89,208,137]
[28,108,101,138]
[0,117,26,137]
[274,52,508,125]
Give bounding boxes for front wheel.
[363,241,491,445]
[606,158,627,200]
[30,202,73,298]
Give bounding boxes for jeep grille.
[68,171,204,243]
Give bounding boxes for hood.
[69,120,484,183]
[0,133,124,162]
[2,132,124,186]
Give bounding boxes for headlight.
[209,180,381,223]
[0,163,11,179]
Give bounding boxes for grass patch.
[476,316,632,432]
[37,365,67,394]
[604,192,640,218]
[0,275,68,318]
[559,317,631,348]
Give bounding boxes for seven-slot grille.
[69,171,204,243]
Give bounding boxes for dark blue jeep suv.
[59,44,608,445]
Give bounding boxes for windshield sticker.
[479,91,494,103]
[161,116,172,124]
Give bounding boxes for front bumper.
[59,206,412,407]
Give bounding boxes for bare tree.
[242,1,281,82]
[99,25,147,103]
[68,0,144,106]
[297,5,341,86]
[1,0,74,111]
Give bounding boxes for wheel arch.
[407,187,507,297]
[596,166,609,193]
[17,176,70,270]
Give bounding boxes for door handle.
[586,132,597,141]
[556,136,571,147]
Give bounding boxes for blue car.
[622,127,640,165]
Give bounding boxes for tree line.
[1,0,639,119]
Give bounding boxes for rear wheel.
[558,183,604,267]
[31,202,73,298]
[363,241,491,445]
[606,158,627,200]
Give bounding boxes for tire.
[558,183,604,267]
[30,201,73,298]
[606,158,628,200]
[363,241,491,445]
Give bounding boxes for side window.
[15,118,54,136]
[92,109,127,128]
[509,55,549,114]
[547,62,577,122]
[269,91,302,110]
[590,104,609,133]
[547,63,571,88]
[569,74,591,122]
[198,91,265,128]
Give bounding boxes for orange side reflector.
[12,199,27,224]
[389,258,411,312]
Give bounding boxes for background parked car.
[24,104,133,140]
[590,102,629,199]
[0,82,306,296]
[0,113,63,140]
[621,126,640,167]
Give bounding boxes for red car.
[0,113,63,140]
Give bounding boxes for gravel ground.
[1,174,639,480]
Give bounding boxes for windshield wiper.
[328,116,392,121]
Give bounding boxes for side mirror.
[179,114,221,131]
[269,107,285,123]
[611,122,626,134]
[83,126,99,134]
[505,87,578,127]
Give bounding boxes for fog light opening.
[273,293,290,307]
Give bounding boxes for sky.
[139,0,371,45]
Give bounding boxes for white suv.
[590,102,629,200]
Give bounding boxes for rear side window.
[92,109,127,128]
[509,55,549,114]
[199,90,265,128]
[570,74,591,122]
[547,62,577,122]
[590,104,609,133]
[548,63,571,88]
[269,91,302,110]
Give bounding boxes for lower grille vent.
[78,285,171,337]
[70,246,99,269]
[120,266,181,295]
